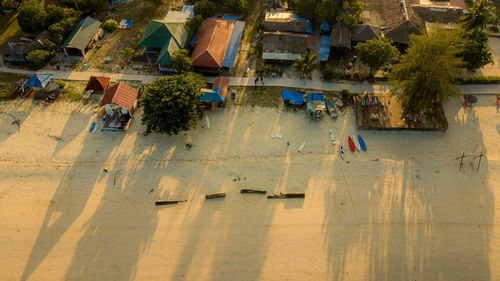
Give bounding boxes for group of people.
[254,77,265,86]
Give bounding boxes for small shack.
[199,76,230,109]
[99,83,139,130]
[85,76,110,93]
[0,31,47,63]
[63,16,102,57]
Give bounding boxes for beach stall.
[99,83,139,131]
[25,73,53,89]
[85,76,111,94]
[281,89,304,109]
[306,91,326,120]
[199,76,229,109]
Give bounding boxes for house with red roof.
[99,83,139,130]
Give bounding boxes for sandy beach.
[0,96,499,280]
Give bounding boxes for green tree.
[46,4,79,24]
[295,0,321,22]
[42,39,57,51]
[102,19,118,32]
[318,0,363,26]
[461,0,498,31]
[389,29,464,117]
[187,15,203,32]
[119,48,135,60]
[194,0,216,18]
[171,49,192,73]
[17,0,48,33]
[355,38,400,77]
[27,49,51,67]
[292,52,319,79]
[227,0,249,14]
[459,28,493,71]
[141,74,206,135]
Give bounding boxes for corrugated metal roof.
[63,17,102,51]
[85,76,111,91]
[222,20,245,68]
[192,18,234,68]
[100,83,139,114]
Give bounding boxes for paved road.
[1,66,498,95]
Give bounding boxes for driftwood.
[240,189,266,194]
[205,193,226,199]
[267,193,305,199]
[155,200,185,206]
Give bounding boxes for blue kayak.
[358,134,367,151]
[89,121,96,133]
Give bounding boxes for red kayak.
[348,136,356,152]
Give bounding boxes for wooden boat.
[326,100,338,119]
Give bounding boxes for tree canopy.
[187,14,203,33]
[389,29,464,117]
[27,49,51,67]
[18,0,48,33]
[461,0,498,31]
[459,28,493,71]
[355,38,399,77]
[296,0,363,26]
[141,74,206,135]
[171,49,193,74]
[227,0,249,14]
[194,0,216,18]
[292,52,319,79]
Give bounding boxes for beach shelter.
[85,76,111,91]
[100,83,139,115]
[25,73,53,89]
[199,76,230,102]
[281,89,304,106]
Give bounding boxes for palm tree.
[292,52,319,79]
[461,0,498,31]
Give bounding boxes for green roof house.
[63,16,102,57]
[138,20,190,66]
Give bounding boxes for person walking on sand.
[260,77,264,86]
[254,77,258,86]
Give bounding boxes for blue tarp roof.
[189,33,196,46]
[319,36,330,61]
[222,20,245,68]
[281,89,304,105]
[199,84,224,102]
[222,15,238,20]
[321,21,331,32]
[25,73,53,88]
[307,91,324,102]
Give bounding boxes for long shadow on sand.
[20,129,126,280]
[323,98,494,280]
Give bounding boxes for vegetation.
[102,19,118,32]
[17,0,47,33]
[171,49,192,74]
[461,0,498,31]
[459,28,493,71]
[55,80,66,89]
[455,75,500,84]
[227,0,249,14]
[141,74,207,135]
[355,38,400,77]
[389,29,463,117]
[194,0,216,18]
[118,48,135,60]
[292,52,319,79]
[322,65,345,80]
[187,14,203,32]
[27,49,51,67]
[296,0,363,26]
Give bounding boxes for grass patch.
[0,12,26,47]
[0,72,27,100]
[61,81,87,101]
[455,76,500,84]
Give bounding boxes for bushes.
[322,66,345,80]
[103,19,118,32]
[55,80,66,89]
[119,48,135,60]
[227,0,249,14]
[27,50,51,67]
[194,0,216,18]
[455,76,500,84]
[256,65,280,77]
[187,15,203,33]
[18,0,48,33]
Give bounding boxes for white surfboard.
[298,142,306,152]
[329,129,335,145]
[352,135,361,151]
[205,115,210,129]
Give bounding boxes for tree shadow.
[322,97,493,280]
